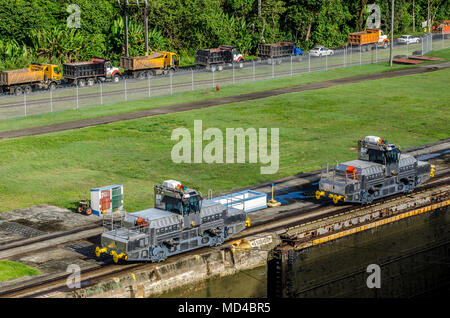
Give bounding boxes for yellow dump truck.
[0,63,62,95]
[120,51,180,79]
[348,28,390,51]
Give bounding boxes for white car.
[397,35,420,44]
[310,46,334,57]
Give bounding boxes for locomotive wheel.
[77,206,83,213]
[113,74,120,83]
[87,78,95,86]
[333,196,340,204]
[78,79,86,87]
[315,191,322,200]
[95,246,101,257]
[49,82,57,91]
[85,208,92,215]
[111,251,119,263]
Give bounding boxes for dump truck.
[63,58,121,86]
[433,20,450,37]
[120,51,180,79]
[195,46,244,72]
[0,63,62,95]
[257,41,303,64]
[348,28,390,51]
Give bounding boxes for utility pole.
[389,0,395,67]
[427,0,431,33]
[143,0,149,55]
[118,0,129,57]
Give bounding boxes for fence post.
[375,44,378,63]
[232,63,235,84]
[443,30,445,49]
[148,76,151,97]
[350,43,352,65]
[212,69,215,88]
[170,73,173,95]
[100,82,103,105]
[191,69,194,91]
[76,84,79,109]
[50,89,53,112]
[272,61,274,79]
[325,53,328,71]
[422,35,424,55]
[24,92,27,116]
[124,79,127,102]
[308,53,311,72]
[253,60,255,81]
[406,42,409,57]
[360,45,362,66]
[430,33,433,51]
[290,55,293,76]
[344,46,347,67]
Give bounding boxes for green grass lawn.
[0,260,41,282]
[0,60,421,133]
[0,48,448,133]
[0,65,448,213]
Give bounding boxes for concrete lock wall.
[268,207,450,298]
[63,233,280,298]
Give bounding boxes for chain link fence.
[0,32,448,121]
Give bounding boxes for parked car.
[309,46,334,57]
[397,35,421,44]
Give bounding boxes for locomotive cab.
[155,180,203,230]
[359,136,401,177]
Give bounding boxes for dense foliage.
[0,0,448,69]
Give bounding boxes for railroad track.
[0,221,102,253]
[1,171,448,298]
[0,59,385,110]
[233,171,450,240]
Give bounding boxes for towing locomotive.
[96,180,250,263]
[316,136,435,204]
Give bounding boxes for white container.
[365,136,381,144]
[90,185,124,216]
[211,190,267,213]
[163,180,181,190]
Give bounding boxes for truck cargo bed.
[195,48,233,66]
[0,69,43,86]
[120,53,166,71]
[63,59,106,79]
[348,29,379,46]
[257,42,295,58]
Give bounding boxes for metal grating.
[0,221,47,238]
[64,242,100,259]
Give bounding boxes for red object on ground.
[216,85,220,91]
[392,59,424,65]
[409,56,445,61]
